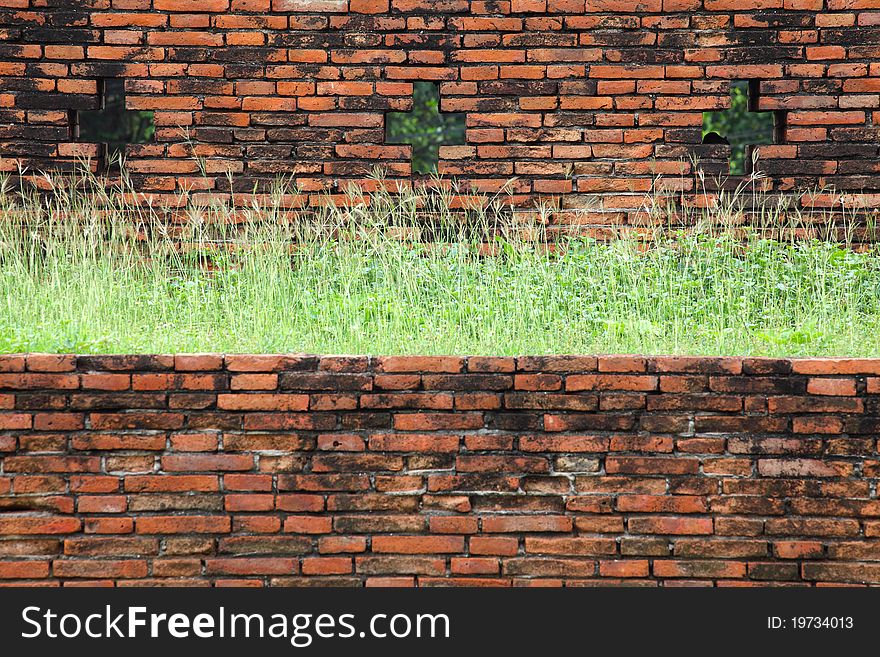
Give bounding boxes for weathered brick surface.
[1,353,880,586]
[2,1,880,220]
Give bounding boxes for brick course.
[3,1,880,218]
[1,353,880,586]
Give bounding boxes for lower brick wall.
[1,353,880,587]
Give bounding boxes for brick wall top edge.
[4,353,880,375]
[8,1,880,204]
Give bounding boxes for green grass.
[1,168,879,356]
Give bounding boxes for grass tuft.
[1,165,879,356]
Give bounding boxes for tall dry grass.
[1,162,878,356]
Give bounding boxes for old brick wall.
[3,1,880,219]
[1,352,880,586]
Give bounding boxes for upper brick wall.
[3,0,880,212]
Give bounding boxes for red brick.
[653,560,747,579]
[80,374,131,390]
[451,557,499,575]
[525,537,616,555]
[174,354,224,371]
[629,517,713,536]
[372,536,465,554]
[136,516,230,534]
[566,374,658,392]
[125,475,218,492]
[792,359,880,375]
[282,516,332,534]
[276,494,324,512]
[225,355,315,372]
[0,517,81,535]
[207,558,296,575]
[319,536,367,553]
[4,456,99,473]
[520,435,608,452]
[597,356,647,373]
[54,560,148,579]
[230,374,278,390]
[217,394,308,411]
[515,374,562,391]
[90,413,184,430]
[467,536,518,556]
[807,377,857,396]
[599,560,649,578]
[26,354,76,372]
[77,496,127,513]
[757,459,852,478]
[302,557,352,574]
[773,541,825,559]
[162,454,254,471]
[376,357,465,373]
[368,433,460,452]
[0,561,51,579]
[606,457,698,475]
[0,414,32,430]
[225,494,274,512]
[393,413,483,430]
[84,518,134,535]
[482,516,572,533]
[517,356,597,372]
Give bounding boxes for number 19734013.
[768,617,853,630]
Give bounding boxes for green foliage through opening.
[386,81,466,175]
[77,78,155,165]
[703,81,777,176]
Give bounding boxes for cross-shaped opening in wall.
[73,78,155,171]
[702,80,784,176]
[386,81,466,175]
